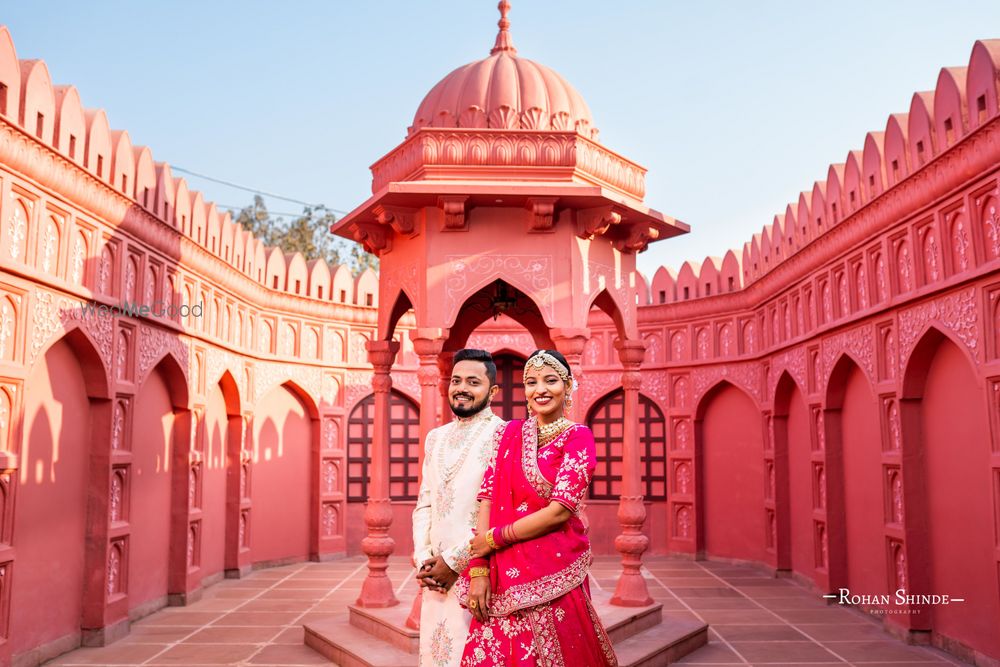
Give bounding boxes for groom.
[411,348,505,667]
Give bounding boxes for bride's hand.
[468,533,493,559]
[467,575,491,623]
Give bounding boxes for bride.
[457,349,618,666]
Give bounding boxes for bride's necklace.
[537,417,572,447]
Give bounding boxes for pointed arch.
[901,325,979,399]
[16,325,113,656]
[587,288,627,340]
[445,279,553,352]
[139,348,190,408]
[822,353,881,596]
[694,380,765,561]
[898,326,998,654]
[29,324,111,399]
[772,371,811,576]
[822,350,873,400]
[380,287,414,342]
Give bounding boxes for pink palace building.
[1,4,1000,666]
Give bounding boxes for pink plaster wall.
[250,386,311,565]
[202,382,229,580]
[129,367,173,613]
[837,363,885,601]
[783,385,813,579]
[14,340,88,656]
[698,384,765,562]
[920,340,999,656]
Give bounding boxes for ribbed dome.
[408,2,598,140]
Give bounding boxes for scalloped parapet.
[0,24,385,306]
[645,38,1000,305]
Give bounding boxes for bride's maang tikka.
[523,351,570,383]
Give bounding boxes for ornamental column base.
[611,495,653,607]
[357,498,398,608]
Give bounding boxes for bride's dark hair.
[528,349,572,377]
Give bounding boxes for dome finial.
[490,0,517,56]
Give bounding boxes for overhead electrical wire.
[172,165,349,215]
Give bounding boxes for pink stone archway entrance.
[331,0,688,616]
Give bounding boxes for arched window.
[587,390,667,501]
[347,390,420,502]
[492,353,529,422]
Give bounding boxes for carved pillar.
[406,330,446,629]
[437,350,454,425]
[357,339,401,608]
[551,328,589,422]
[611,338,653,606]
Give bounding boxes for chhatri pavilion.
[0,3,998,666]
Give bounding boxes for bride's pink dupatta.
[456,417,594,616]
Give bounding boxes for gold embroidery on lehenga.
[584,590,619,666]
[526,604,566,667]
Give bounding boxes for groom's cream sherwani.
[412,408,505,667]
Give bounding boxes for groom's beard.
[449,392,491,418]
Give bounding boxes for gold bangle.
[485,528,499,551]
[469,566,490,578]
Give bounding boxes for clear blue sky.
[4,2,999,277]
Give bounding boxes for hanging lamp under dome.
[409,1,598,140]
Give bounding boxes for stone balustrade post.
[356,339,401,608]
[611,338,653,606]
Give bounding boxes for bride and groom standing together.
[411,348,618,666]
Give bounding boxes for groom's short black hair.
[452,348,497,386]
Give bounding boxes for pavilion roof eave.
[330,180,688,242]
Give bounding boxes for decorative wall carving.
[445,255,554,323]
[253,361,322,405]
[205,347,243,392]
[137,324,190,385]
[466,331,534,353]
[580,371,620,410]
[691,362,762,405]
[898,287,979,364]
[768,346,807,398]
[821,324,875,386]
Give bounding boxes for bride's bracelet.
[469,566,490,578]
[488,523,520,550]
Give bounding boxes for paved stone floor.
[44,556,966,666]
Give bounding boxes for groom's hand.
[416,556,458,592]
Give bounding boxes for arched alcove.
[772,372,812,579]
[824,354,883,600]
[694,381,764,562]
[900,328,998,656]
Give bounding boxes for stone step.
[348,603,419,654]
[304,616,414,667]
[304,590,709,667]
[590,588,664,644]
[613,616,709,667]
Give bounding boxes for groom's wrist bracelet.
[469,566,490,578]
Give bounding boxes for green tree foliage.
[231,196,379,275]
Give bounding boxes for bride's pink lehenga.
[455,418,618,666]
